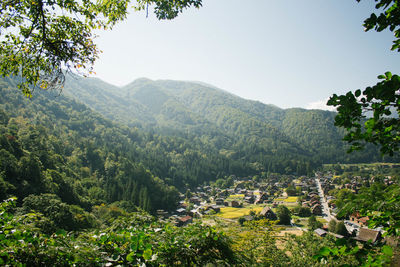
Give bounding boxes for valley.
[0,76,399,265]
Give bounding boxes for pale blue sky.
[93,0,400,109]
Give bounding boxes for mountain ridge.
[63,75,393,168]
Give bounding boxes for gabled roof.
[356,228,381,243]
[314,228,327,236]
[179,215,193,222]
[358,216,369,224]
[311,204,321,209]
[260,206,274,216]
[350,211,361,219]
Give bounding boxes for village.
[156,168,398,245]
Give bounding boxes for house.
[177,215,193,227]
[235,182,246,191]
[244,195,255,203]
[209,205,220,213]
[255,193,269,205]
[259,206,277,220]
[228,200,240,207]
[349,212,369,227]
[314,228,328,237]
[176,208,186,215]
[217,190,230,198]
[357,216,369,227]
[310,199,320,206]
[215,198,225,206]
[330,233,344,239]
[355,228,381,243]
[204,210,215,215]
[311,204,322,215]
[238,189,247,194]
[178,201,188,208]
[189,197,201,205]
[156,210,169,217]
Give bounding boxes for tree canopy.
[327,0,400,156]
[0,0,202,97]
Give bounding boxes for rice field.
[274,196,298,203]
[228,194,244,199]
[217,206,264,219]
[225,194,245,201]
[285,196,298,203]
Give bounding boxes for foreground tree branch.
[0,0,203,97]
[327,0,400,156]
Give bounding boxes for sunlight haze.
[93,0,400,110]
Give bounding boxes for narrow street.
[315,176,333,222]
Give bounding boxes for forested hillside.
[0,78,186,216]
[1,75,397,216]
[64,76,397,170]
[0,77,260,216]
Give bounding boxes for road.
[315,176,333,222]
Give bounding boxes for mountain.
[1,75,398,215]
[64,75,393,168]
[0,76,263,213]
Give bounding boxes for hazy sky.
[93,0,400,110]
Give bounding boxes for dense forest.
[0,77,180,216]
[1,76,397,216]
[64,75,397,166]
[1,76,399,265]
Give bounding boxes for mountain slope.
[0,77,263,198]
[64,76,396,167]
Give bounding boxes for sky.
[92,0,400,110]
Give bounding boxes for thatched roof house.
[314,228,328,237]
[355,228,381,243]
[260,206,277,220]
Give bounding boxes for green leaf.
[382,245,393,257]
[318,246,331,257]
[143,248,152,261]
[126,251,136,262]
[350,246,359,254]
[56,229,67,236]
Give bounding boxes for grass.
[217,206,264,219]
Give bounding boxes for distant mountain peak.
[134,77,154,83]
[122,77,154,88]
